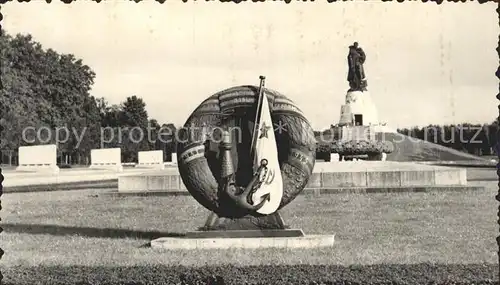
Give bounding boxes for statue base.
[186,211,305,238]
[339,89,379,127]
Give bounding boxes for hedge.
[2,263,498,285]
[331,140,394,155]
[316,140,394,158]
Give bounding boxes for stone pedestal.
[151,212,334,250]
[338,90,379,127]
[187,211,305,238]
[16,165,60,175]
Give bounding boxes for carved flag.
[251,92,284,215]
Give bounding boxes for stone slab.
[400,170,435,186]
[185,229,305,239]
[109,185,485,197]
[90,148,123,172]
[434,168,467,185]
[118,168,181,192]
[365,171,401,187]
[150,234,335,250]
[16,145,59,174]
[16,165,60,175]
[321,171,368,188]
[307,173,322,188]
[137,150,164,169]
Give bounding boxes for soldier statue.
[347,42,368,91]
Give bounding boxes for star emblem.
[273,120,287,134]
[259,122,271,139]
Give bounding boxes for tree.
[122,95,148,127]
[160,123,177,161]
[0,31,97,164]
[148,119,161,151]
[119,95,151,162]
[0,30,174,165]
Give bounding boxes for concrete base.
[89,164,123,172]
[118,161,468,193]
[136,163,165,170]
[186,229,305,238]
[109,185,485,197]
[150,234,335,250]
[15,165,60,175]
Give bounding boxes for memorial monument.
[339,42,379,128]
[150,76,335,248]
[176,76,316,236]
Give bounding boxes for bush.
[315,140,394,160]
[316,142,332,161]
[331,140,394,155]
[380,140,395,153]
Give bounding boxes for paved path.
[2,167,176,187]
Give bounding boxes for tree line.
[396,122,498,156]
[0,30,177,165]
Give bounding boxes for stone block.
[16,145,60,174]
[137,150,164,169]
[366,171,401,187]
[90,148,123,172]
[321,171,368,188]
[400,170,435,186]
[118,175,147,192]
[305,173,322,188]
[434,168,467,185]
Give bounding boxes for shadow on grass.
[1,223,185,240]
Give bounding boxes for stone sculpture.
[347,42,368,91]
[176,76,316,234]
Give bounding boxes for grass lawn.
[1,181,499,283]
[374,132,492,162]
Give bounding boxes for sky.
[2,1,499,130]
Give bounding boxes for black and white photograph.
[0,1,499,284]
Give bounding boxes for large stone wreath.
[176,85,317,218]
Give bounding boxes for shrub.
[331,140,394,155]
[315,140,394,160]
[316,142,332,161]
